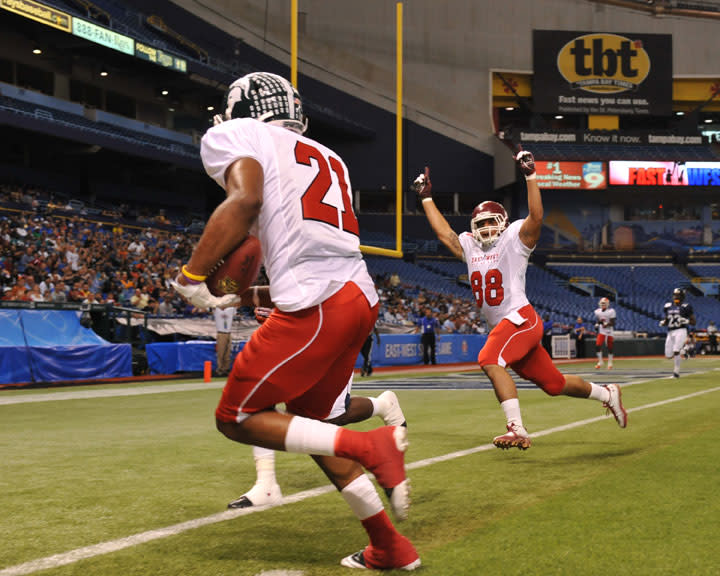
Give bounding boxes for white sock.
[597,352,603,363]
[252,446,276,486]
[674,355,681,373]
[588,382,610,403]
[500,398,523,426]
[608,354,614,364]
[284,415,338,455]
[341,474,384,520]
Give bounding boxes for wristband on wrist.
[181,265,207,284]
[525,173,537,181]
[421,197,434,203]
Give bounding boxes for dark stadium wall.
[121,0,493,198]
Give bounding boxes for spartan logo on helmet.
[470,201,508,246]
[219,72,307,134]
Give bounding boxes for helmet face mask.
[599,297,609,310]
[219,72,307,134]
[470,201,508,246]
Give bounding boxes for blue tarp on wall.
[146,334,487,375]
[146,341,246,375]
[0,310,132,385]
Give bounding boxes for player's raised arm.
[516,150,543,249]
[415,167,464,260]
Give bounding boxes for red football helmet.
[471,201,508,246]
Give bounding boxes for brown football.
[206,235,262,297]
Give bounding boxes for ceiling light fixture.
[32,47,42,55]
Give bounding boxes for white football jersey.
[594,307,616,336]
[201,118,378,312]
[458,219,532,329]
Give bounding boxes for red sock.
[361,511,419,569]
[334,428,368,462]
[361,509,397,547]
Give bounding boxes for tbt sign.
[533,30,672,116]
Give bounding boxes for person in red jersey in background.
[593,297,616,369]
[171,72,419,571]
[415,151,627,450]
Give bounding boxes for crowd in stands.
[1,183,201,316]
[374,272,488,334]
[1,183,490,334]
[9,182,715,339]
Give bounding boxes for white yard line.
[1,380,719,575]
[0,382,224,405]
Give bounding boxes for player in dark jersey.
[659,288,696,378]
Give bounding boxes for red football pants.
[477,304,565,396]
[216,282,378,422]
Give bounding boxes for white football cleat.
[376,391,407,427]
[227,482,282,509]
[595,362,603,369]
[603,384,627,429]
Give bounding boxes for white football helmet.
[470,201,508,246]
[599,297,610,310]
[217,72,307,134]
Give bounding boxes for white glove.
[170,279,236,309]
[212,114,224,126]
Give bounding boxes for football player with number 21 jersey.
[172,72,419,571]
[660,288,696,378]
[415,154,628,450]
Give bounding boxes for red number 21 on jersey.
[295,140,359,236]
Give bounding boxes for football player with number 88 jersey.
[173,72,419,571]
[416,153,628,450]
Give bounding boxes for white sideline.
[1,385,719,576]
[0,382,225,405]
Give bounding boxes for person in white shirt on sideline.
[213,305,236,376]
